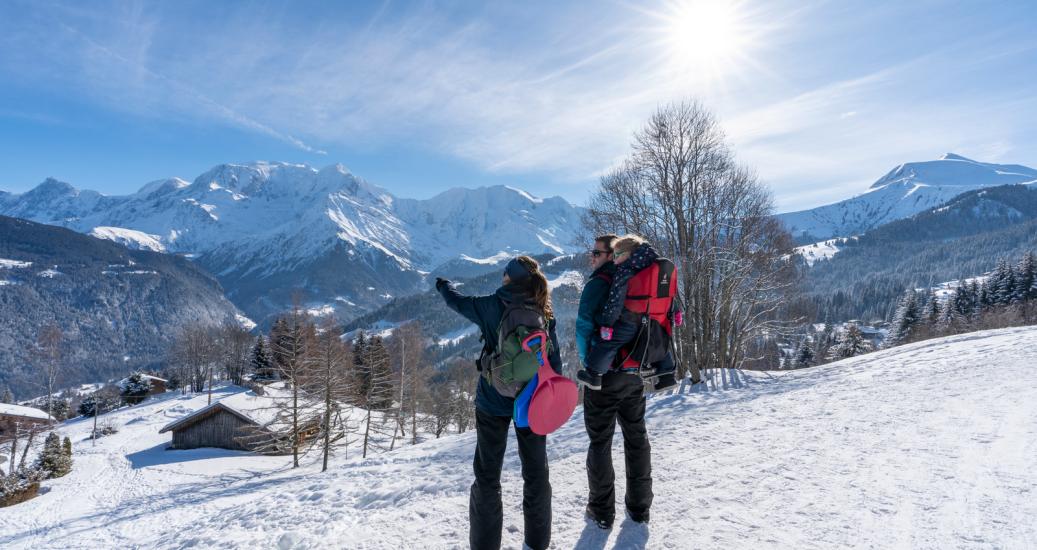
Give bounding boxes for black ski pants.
[584,370,653,522]
[470,409,551,550]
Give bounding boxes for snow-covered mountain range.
[0,162,585,323]
[778,153,1037,241]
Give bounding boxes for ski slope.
[3,327,1037,549]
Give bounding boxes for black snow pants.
[584,370,653,523]
[470,409,552,550]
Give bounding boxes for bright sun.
[659,0,752,80]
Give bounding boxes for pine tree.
[951,284,973,323]
[977,281,993,312]
[939,297,963,333]
[968,280,981,316]
[1,387,13,404]
[828,323,873,360]
[923,292,941,327]
[62,436,72,462]
[1014,252,1036,303]
[888,290,921,346]
[813,322,835,364]
[991,259,1015,305]
[249,336,276,381]
[794,340,815,368]
[121,372,152,405]
[35,433,72,479]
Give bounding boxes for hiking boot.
[653,373,677,392]
[577,369,602,391]
[586,505,613,530]
[627,508,650,524]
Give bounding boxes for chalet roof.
[158,386,318,434]
[0,403,55,422]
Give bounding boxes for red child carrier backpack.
[615,258,678,370]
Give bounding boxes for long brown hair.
[514,255,553,320]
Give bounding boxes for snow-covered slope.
[794,237,852,266]
[4,326,1036,549]
[0,163,585,322]
[778,154,1037,241]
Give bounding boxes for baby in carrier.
[577,235,679,392]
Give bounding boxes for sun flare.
[657,0,755,82]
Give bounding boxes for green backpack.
[478,301,551,398]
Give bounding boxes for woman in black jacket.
[436,255,562,550]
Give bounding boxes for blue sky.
[1,0,1035,212]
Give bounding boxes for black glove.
[435,277,450,291]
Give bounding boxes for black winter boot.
[627,508,650,524]
[586,504,613,530]
[577,369,603,390]
[653,373,677,392]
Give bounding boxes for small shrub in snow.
[35,433,72,479]
[89,420,118,440]
[0,468,43,508]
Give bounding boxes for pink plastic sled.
[521,333,579,435]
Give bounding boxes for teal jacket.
[576,261,616,367]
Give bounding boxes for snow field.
[2,326,1036,549]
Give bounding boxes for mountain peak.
[136,177,190,197]
[318,163,352,177]
[32,177,77,195]
[779,154,1037,241]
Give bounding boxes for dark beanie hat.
[505,257,532,282]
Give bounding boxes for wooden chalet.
[0,403,55,443]
[158,388,319,454]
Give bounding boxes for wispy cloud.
[1,0,1036,209]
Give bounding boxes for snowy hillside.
[0,215,243,398]
[4,326,1036,549]
[0,163,585,323]
[778,154,1037,241]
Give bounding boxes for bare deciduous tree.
[585,101,799,385]
[302,317,356,472]
[217,322,254,386]
[357,335,396,458]
[170,323,219,399]
[388,322,430,448]
[35,324,63,418]
[269,307,316,468]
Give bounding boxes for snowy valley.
[2,327,1036,549]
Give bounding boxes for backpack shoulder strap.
[655,258,675,297]
[496,301,545,352]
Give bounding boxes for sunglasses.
[589,249,612,258]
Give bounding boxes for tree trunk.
[18,430,36,470]
[292,382,299,468]
[322,390,332,473]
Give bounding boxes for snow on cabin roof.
[119,374,167,383]
[116,373,168,390]
[158,386,318,434]
[0,403,55,422]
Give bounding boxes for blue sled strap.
[513,373,538,428]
